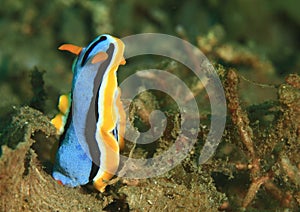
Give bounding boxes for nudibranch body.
[51,34,126,192]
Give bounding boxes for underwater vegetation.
[0,0,299,211]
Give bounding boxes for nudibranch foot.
[52,123,92,187]
[93,171,115,193]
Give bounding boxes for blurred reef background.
[0,0,299,211]
[0,0,299,116]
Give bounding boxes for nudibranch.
[51,34,126,192]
